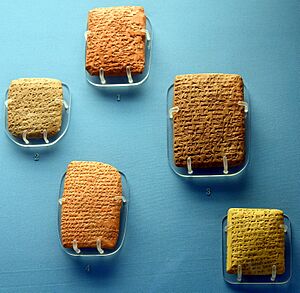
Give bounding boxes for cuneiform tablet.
[226,208,285,275]
[85,6,146,76]
[60,161,123,249]
[7,78,63,138]
[173,73,245,168]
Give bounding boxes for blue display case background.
[0,0,299,292]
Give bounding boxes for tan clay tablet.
[86,6,146,76]
[173,73,245,168]
[226,208,285,275]
[60,161,123,249]
[7,78,63,138]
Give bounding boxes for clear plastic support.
[238,101,249,113]
[187,157,193,175]
[96,239,104,255]
[146,30,151,48]
[126,66,133,84]
[224,225,232,233]
[84,31,89,42]
[223,155,228,175]
[63,100,69,110]
[22,131,29,145]
[169,106,179,119]
[271,265,277,281]
[72,240,81,254]
[281,224,288,233]
[43,130,49,144]
[237,265,242,282]
[99,68,106,85]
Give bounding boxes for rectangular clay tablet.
[61,161,123,249]
[86,6,146,76]
[226,208,285,275]
[7,78,63,138]
[173,73,245,168]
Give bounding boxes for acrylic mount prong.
[96,239,104,255]
[126,66,133,84]
[169,106,179,119]
[43,130,49,144]
[63,100,69,110]
[224,225,232,232]
[223,155,228,175]
[142,29,151,49]
[22,131,29,145]
[99,68,106,84]
[187,157,193,175]
[271,265,277,282]
[237,264,242,282]
[72,240,81,254]
[238,101,248,113]
[280,224,288,233]
[84,30,90,42]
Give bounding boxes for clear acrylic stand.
[58,170,129,257]
[85,17,152,88]
[167,83,250,178]
[4,83,71,148]
[222,215,292,284]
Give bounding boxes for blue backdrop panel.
[0,0,299,292]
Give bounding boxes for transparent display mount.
[167,84,250,178]
[85,17,152,88]
[4,83,71,148]
[58,171,129,257]
[222,215,292,285]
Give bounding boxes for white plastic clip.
[126,66,133,84]
[141,29,151,48]
[4,100,9,109]
[96,239,104,255]
[63,100,69,110]
[22,131,29,145]
[280,224,288,233]
[58,198,62,205]
[146,29,151,49]
[43,130,49,144]
[224,225,232,232]
[187,157,193,175]
[169,106,179,119]
[72,240,81,254]
[238,101,248,113]
[99,68,106,84]
[84,31,90,41]
[223,155,228,175]
[237,264,242,282]
[271,265,277,281]
[122,196,127,203]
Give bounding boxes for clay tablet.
[61,161,123,249]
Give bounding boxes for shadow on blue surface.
[87,81,148,103]
[174,167,251,201]
[63,254,123,281]
[225,283,291,293]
